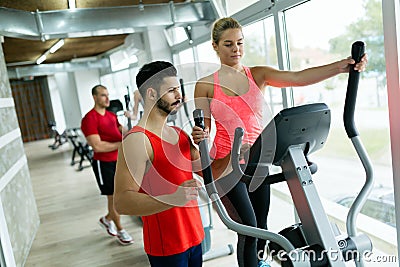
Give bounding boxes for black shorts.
[91,160,116,195]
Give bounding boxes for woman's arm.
[252,54,368,88]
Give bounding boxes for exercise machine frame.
[194,41,373,267]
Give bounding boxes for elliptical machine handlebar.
[180,79,193,127]
[124,86,132,130]
[192,109,311,266]
[192,41,372,267]
[342,41,374,266]
[193,109,213,188]
[344,41,365,138]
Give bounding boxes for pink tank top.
[210,66,264,159]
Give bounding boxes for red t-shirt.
[125,126,204,256]
[81,109,122,161]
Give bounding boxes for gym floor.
[23,139,392,267]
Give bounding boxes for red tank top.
[210,66,265,159]
[126,126,204,256]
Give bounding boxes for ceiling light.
[36,54,47,64]
[184,26,193,45]
[49,39,65,53]
[36,38,64,64]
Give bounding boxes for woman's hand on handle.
[339,53,368,73]
[191,126,209,145]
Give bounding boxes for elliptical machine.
[194,41,373,266]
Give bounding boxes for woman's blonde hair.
[211,17,243,44]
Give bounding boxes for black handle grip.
[193,109,214,186]
[179,78,186,98]
[180,78,193,127]
[193,109,205,130]
[124,86,132,130]
[344,41,365,138]
[124,94,130,109]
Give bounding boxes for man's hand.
[167,179,201,207]
[124,110,137,121]
[191,126,209,145]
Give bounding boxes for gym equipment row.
[47,121,68,150]
[66,128,93,171]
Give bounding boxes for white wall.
[144,29,173,62]
[54,72,82,129]
[49,29,192,132]
[74,69,100,117]
[47,76,66,133]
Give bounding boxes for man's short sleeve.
[81,111,98,137]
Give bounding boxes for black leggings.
[222,180,271,267]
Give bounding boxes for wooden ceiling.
[3,35,128,65]
[0,0,185,11]
[1,0,185,66]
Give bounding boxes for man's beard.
[156,98,179,115]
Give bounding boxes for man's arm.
[114,132,200,216]
[123,91,142,121]
[132,90,142,120]
[85,134,120,153]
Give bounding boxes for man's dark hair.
[91,84,106,96]
[136,61,177,100]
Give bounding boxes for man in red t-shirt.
[114,61,204,267]
[81,84,133,245]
